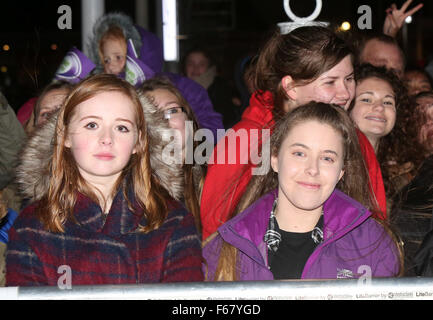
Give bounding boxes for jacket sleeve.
[6,225,48,287]
[161,209,204,282]
[0,96,26,189]
[202,234,223,281]
[369,220,401,277]
[200,123,260,240]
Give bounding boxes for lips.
[334,101,348,108]
[365,115,386,123]
[297,181,321,190]
[94,153,115,160]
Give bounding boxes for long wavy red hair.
[36,74,169,233]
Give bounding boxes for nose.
[105,61,121,75]
[99,128,113,146]
[305,157,319,177]
[373,101,385,111]
[336,82,351,101]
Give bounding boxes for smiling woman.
[200,25,356,240]
[348,63,412,211]
[203,102,402,281]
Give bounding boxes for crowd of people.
[1,0,433,288]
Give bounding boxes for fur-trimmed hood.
[16,93,184,203]
[86,12,164,75]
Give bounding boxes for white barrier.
[1,277,433,300]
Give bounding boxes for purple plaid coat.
[6,188,203,286]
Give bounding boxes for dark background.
[0,0,429,111]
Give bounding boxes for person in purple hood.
[203,102,403,281]
[86,12,224,141]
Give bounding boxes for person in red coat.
[200,26,357,240]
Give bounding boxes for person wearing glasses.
[140,77,207,235]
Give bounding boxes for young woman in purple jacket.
[203,102,403,281]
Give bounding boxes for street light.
[340,21,351,31]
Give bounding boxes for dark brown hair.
[348,63,413,199]
[254,26,353,117]
[209,102,396,281]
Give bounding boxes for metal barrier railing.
[1,277,433,300]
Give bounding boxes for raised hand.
[383,0,423,38]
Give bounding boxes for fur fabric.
[16,93,184,202]
[86,12,143,73]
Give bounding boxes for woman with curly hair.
[348,63,412,215]
[390,91,433,276]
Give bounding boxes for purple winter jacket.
[77,13,224,142]
[203,189,401,281]
[135,27,224,141]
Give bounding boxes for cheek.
[118,135,138,154]
[185,65,195,77]
[348,83,356,99]
[311,87,336,103]
[387,110,397,128]
[349,106,364,126]
[322,165,344,189]
[169,119,186,140]
[65,132,89,150]
[276,155,299,179]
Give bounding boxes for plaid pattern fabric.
[263,199,280,253]
[6,188,203,286]
[264,199,324,252]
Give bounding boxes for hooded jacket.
[6,92,203,286]
[15,93,183,203]
[87,12,224,141]
[203,189,401,281]
[0,92,26,190]
[200,90,274,240]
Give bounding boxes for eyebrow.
[162,101,181,107]
[40,105,61,111]
[79,115,135,124]
[289,143,339,156]
[321,71,354,80]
